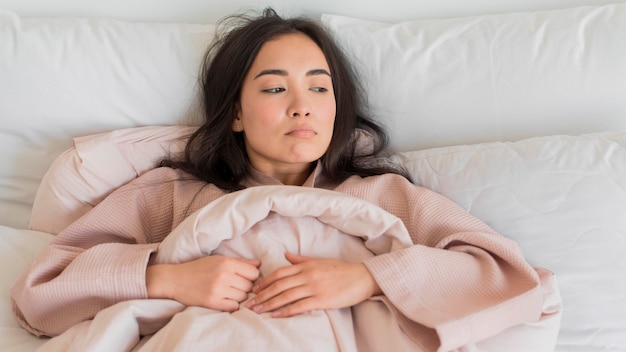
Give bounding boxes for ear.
[232,118,243,132]
[232,104,243,132]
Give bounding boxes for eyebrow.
[253,69,331,79]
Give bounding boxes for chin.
[288,146,327,163]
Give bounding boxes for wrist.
[360,263,383,297]
[146,264,172,299]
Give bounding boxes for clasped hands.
[146,252,382,318]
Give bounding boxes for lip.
[286,125,317,138]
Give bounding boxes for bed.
[1,0,625,351]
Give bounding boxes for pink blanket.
[37,185,561,351]
[39,186,416,351]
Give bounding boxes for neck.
[276,163,316,185]
[253,162,315,186]
[278,171,309,186]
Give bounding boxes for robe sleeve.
[10,168,207,337]
[338,174,547,351]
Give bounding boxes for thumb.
[246,259,262,267]
[285,252,313,264]
[235,257,261,267]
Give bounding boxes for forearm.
[363,239,543,350]
[11,242,157,337]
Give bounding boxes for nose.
[287,91,311,118]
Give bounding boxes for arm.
[218,173,547,349]
[10,168,211,336]
[352,174,545,350]
[10,171,171,337]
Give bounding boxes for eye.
[262,87,285,93]
[311,87,328,93]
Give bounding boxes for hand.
[146,255,261,312]
[246,252,382,317]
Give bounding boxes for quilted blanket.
[38,186,416,351]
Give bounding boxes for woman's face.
[234,33,336,183]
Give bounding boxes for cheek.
[321,99,337,130]
[241,99,277,127]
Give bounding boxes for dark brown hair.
[162,8,409,190]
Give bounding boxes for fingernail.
[271,311,282,318]
[245,299,256,308]
[252,304,263,313]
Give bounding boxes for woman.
[11,8,551,351]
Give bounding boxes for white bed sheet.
[0,225,52,351]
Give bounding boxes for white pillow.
[397,132,626,351]
[29,126,196,235]
[322,4,626,152]
[0,9,214,229]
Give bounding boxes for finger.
[236,258,261,267]
[253,265,302,293]
[253,274,305,304]
[200,288,243,312]
[250,285,311,314]
[216,296,243,312]
[247,273,307,309]
[271,297,319,318]
[223,286,250,304]
[284,252,314,264]
[231,259,261,281]
[229,274,255,293]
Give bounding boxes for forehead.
[250,33,330,70]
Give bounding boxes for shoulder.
[333,173,484,234]
[134,166,190,182]
[126,167,202,189]
[333,172,433,202]
[335,172,416,191]
[112,167,228,225]
[332,173,443,223]
[334,172,465,212]
[112,167,211,203]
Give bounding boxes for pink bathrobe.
[11,165,558,351]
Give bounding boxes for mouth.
[286,126,317,138]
